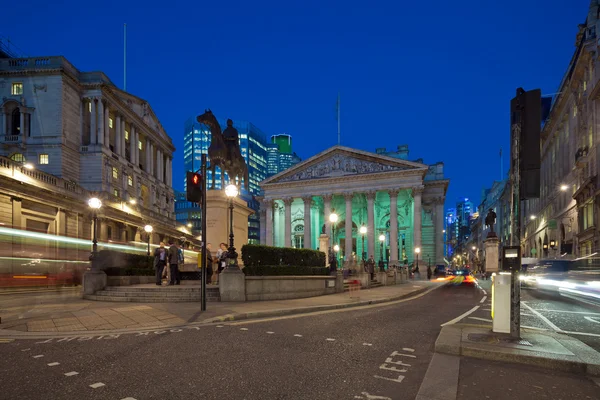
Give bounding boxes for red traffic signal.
[186,171,203,203]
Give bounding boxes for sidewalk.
[0,281,439,337]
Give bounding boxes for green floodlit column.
[367,191,376,259]
[303,195,312,249]
[412,187,423,259]
[389,189,399,265]
[283,197,293,248]
[344,193,353,266]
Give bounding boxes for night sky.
[2,0,588,210]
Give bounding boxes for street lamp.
[144,224,153,256]
[329,212,338,249]
[187,222,193,228]
[88,198,102,266]
[379,234,386,262]
[333,244,340,252]
[360,225,367,261]
[415,247,421,274]
[225,184,239,269]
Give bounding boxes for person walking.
[167,241,181,285]
[206,243,214,284]
[215,242,228,284]
[154,242,167,286]
[367,255,375,281]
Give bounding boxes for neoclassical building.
[259,146,449,266]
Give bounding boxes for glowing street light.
[359,225,367,260]
[88,198,102,264]
[560,184,568,192]
[225,184,239,269]
[144,224,153,256]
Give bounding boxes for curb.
[202,285,436,323]
[435,325,600,377]
[0,285,439,338]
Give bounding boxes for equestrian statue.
[197,110,249,191]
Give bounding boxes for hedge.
[242,265,329,276]
[241,244,326,268]
[96,250,154,276]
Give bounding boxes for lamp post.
[360,225,367,261]
[329,212,338,261]
[225,184,239,269]
[144,225,153,256]
[550,239,556,257]
[379,234,385,262]
[88,198,102,267]
[415,247,421,275]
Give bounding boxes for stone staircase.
[84,285,221,303]
[343,279,384,291]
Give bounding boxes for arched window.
[9,153,25,163]
[11,108,21,135]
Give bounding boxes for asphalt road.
[0,283,482,400]
[457,280,600,352]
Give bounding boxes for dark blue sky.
[3,0,588,209]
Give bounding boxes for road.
[0,284,482,400]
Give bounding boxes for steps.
[84,285,221,303]
[343,279,384,291]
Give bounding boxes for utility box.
[502,246,521,272]
[491,272,511,333]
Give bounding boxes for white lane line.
[21,348,30,352]
[441,305,480,327]
[216,325,224,328]
[562,330,600,338]
[480,296,487,304]
[47,362,60,367]
[89,382,105,389]
[32,355,44,359]
[240,328,248,331]
[266,331,275,334]
[121,398,137,400]
[402,348,415,352]
[584,316,600,324]
[64,371,79,377]
[326,338,336,341]
[469,317,492,323]
[522,302,563,333]
[294,334,303,337]
[522,325,548,331]
[482,290,487,295]
[482,308,492,311]
[534,309,600,316]
[363,343,373,346]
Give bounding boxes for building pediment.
[112,90,171,144]
[262,146,428,185]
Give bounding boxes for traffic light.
[186,171,203,203]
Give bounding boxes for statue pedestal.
[205,190,254,266]
[485,235,499,274]
[319,234,330,266]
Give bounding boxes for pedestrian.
[427,266,432,280]
[206,243,214,284]
[413,265,421,280]
[367,255,375,280]
[154,242,167,286]
[216,242,228,283]
[167,241,181,285]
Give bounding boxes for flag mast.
[124,23,127,91]
[337,92,340,145]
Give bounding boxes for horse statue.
[196,110,249,191]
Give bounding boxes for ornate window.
[112,167,119,179]
[11,108,20,135]
[39,154,49,165]
[10,153,25,162]
[11,82,23,95]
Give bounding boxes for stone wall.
[245,276,337,301]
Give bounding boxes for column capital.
[282,197,294,206]
[343,192,354,201]
[365,190,377,200]
[301,195,313,202]
[412,186,425,196]
[321,194,333,202]
[388,188,401,198]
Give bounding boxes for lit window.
[125,130,129,141]
[39,154,49,165]
[109,118,113,129]
[138,140,143,150]
[112,167,118,179]
[11,82,23,95]
[114,189,119,197]
[128,175,133,186]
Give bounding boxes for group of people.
[153,241,184,286]
[204,242,229,284]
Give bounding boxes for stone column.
[389,189,399,265]
[130,125,136,165]
[0,111,4,136]
[115,114,122,155]
[146,138,151,172]
[303,196,312,249]
[121,119,126,157]
[283,197,293,248]
[413,186,423,254]
[104,102,110,145]
[57,210,66,236]
[89,101,96,144]
[156,149,161,180]
[12,197,22,229]
[323,194,333,243]
[265,199,274,246]
[165,157,171,186]
[344,192,353,264]
[435,199,445,265]
[367,191,376,260]
[259,201,267,245]
[97,98,104,146]
[149,143,154,177]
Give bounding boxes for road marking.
[521,313,535,317]
[266,331,274,334]
[121,398,137,400]
[522,302,563,333]
[354,392,392,399]
[47,362,60,366]
[64,371,79,376]
[0,338,14,343]
[326,338,336,341]
[374,374,405,383]
[441,305,480,326]
[482,290,487,295]
[294,334,302,337]
[522,325,548,331]
[89,382,105,389]
[216,325,224,328]
[402,348,415,352]
[562,330,600,338]
[469,317,492,323]
[584,316,600,324]
[363,343,373,346]
[21,348,30,352]
[480,296,487,304]
[32,355,44,359]
[534,309,600,316]
[240,328,248,331]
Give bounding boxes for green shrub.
[97,250,154,275]
[242,265,329,276]
[241,244,325,267]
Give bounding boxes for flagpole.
[124,23,127,91]
[500,147,503,180]
[337,92,340,145]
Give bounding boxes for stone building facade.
[0,56,187,247]
[259,146,449,266]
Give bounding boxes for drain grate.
[498,337,532,346]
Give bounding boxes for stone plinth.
[319,234,330,265]
[205,190,254,266]
[377,271,388,285]
[485,235,500,274]
[82,269,107,295]
[219,268,246,302]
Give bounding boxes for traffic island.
[435,325,600,377]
